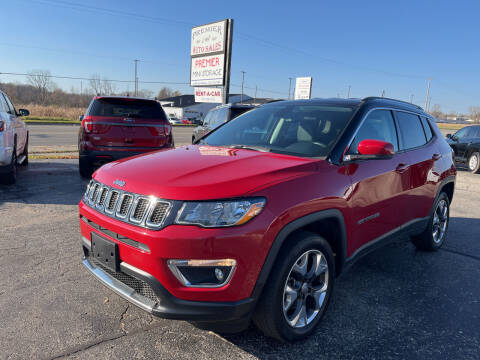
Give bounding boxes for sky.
[0,0,479,113]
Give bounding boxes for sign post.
[294,77,313,100]
[190,19,233,105]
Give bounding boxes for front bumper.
[81,238,255,321]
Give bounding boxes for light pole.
[134,59,139,96]
[347,85,351,98]
[240,71,246,103]
[288,77,293,100]
[425,78,431,111]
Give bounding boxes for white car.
[0,90,29,184]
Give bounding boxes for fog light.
[167,259,236,288]
[215,268,224,281]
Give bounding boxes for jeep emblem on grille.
[113,179,126,187]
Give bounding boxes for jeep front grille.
[83,180,172,230]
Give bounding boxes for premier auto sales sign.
[190,20,227,87]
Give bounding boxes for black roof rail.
[362,96,423,110]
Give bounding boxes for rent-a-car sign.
[194,87,223,103]
[190,53,225,86]
[191,20,226,56]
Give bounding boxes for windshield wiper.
[228,144,271,152]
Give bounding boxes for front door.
[346,109,411,252]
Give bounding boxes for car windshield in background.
[202,103,356,157]
[89,98,167,120]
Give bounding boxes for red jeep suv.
[78,96,174,177]
[79,97,456,341]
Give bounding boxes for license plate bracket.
[91,233,119,272]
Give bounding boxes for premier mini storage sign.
[190,20,227,87]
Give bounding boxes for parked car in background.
[446,125,480,173]
[79,97,455,341]
[0,90,29,184]
[78,96,174,178]
[168,116,182,125]
[192,103,257,143]
[180,117,192,125]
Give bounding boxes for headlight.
[175,198,266,227]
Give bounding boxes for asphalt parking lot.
[1,160,479,359]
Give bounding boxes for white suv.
[0,90,29,184]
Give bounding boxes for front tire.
[412,192,450,251]
[467,152,480,173]
[20,134,28,166]
[253,231,335,342]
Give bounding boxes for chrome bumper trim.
[82,257,156,313]
[82,236,91,251]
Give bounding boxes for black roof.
[263,97,424,113]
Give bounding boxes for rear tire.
[253,231,335,342]
[79,156,94,178]
[467,152,480,173]
[1,144,17,185]
[412,192,450,251]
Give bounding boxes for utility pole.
[254,85,258,103]
[425,78,431,111]
[410,94,414,103]
[222,19,234,104]
[381,89,385,97]
[134,59,139,96]
[288,77,293,100]
[347,85,351,98]
[80,80,82,95]
[240,71,246,103]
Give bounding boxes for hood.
[94,145,319,200]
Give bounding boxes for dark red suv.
[79,97,456,341]
[78,96,174,177]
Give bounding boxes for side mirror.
[345,139,395,161]
[18,109,30,117]
[79,115,84,121]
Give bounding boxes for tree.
[137,89,154,98]
[430,104,443,119]
[157,87,181,99]
[26,69,55,103]
[469,106,480,123]
[89,74,116,96]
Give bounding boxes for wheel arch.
[437,176,455,207]
[251,209,347,301]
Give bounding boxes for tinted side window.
[2,94,15,114]
[350,109,398,153]
[0,93,8,112]
[212,107,228,127]
[395,111,426,150]
[420,117,433,141]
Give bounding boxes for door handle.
[395,163,408,173]
[432,153,442,160]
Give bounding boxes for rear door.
[394,111,434,221]
[86,98,170,148]
[347,109,411,251]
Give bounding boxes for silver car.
[0,90,29,184]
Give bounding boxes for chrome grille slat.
[83,180,172,230]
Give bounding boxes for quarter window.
[2,94,15,114]
[395,111,427,150]
[350,109,398,153]
[0,93,8,112]
[420,117,433,141]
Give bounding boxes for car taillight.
[82,119,110,134]
[0,121,4,132]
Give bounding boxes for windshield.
[202,103,356,157]
[89,98,168,120]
